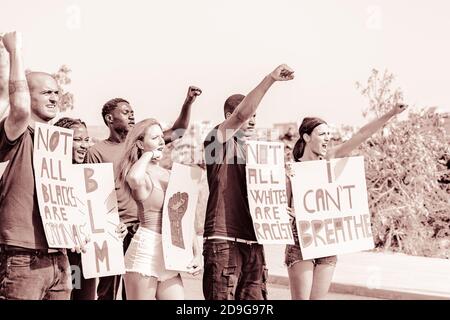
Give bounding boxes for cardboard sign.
[33,123,88,249]
[245,141,294,244]
[162,163,202,272]
[0,161,8,179]
[77,163,125,279]
[290,156,375,259]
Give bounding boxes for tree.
[354,69,450,258]
[53,65,74,112]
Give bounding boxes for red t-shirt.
[0,119,49,249]
[203,126,257,241]
[86,140,138,225]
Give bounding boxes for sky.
[1,0,449,129]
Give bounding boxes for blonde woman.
[117,118,202,300]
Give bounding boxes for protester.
[0,34,9,119]
[202,64,294,300]
[86,86,201,300]
[285,103,408,300]
[54,117,128,300]
[0,31,87,300]
[117,118,202,300]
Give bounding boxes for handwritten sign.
[75,163,125,279]
[245,141,294,245]
[290,156,375,259]
[162,163,202,272]
[0,161,8,179]
[33,123,88,248]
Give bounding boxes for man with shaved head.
[0,34,9,119]
[0,32,81,300]
[202,64,294,300]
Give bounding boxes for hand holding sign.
[168,192,189,249]
[186,254,202,276]
[71,234,91,254]
[116,222,128,241]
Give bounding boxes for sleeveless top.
[136,168,170,234]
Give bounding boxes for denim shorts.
[285,244,337,268]
[285,221,337,268]
[124,227,179,282]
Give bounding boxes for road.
[182,275,380,300]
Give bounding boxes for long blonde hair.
[116,118,162,197]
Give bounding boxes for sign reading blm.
[77,163,125,279]
[290,156,374,259]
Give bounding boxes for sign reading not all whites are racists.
[245,141,294,245]
[33,123,88,249]
[290,156,375,259]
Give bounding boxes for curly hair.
[101,98,130,125]
[54,117,86,130]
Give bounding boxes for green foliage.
[354,69,450,258]
[53,65,74,112]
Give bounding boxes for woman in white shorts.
[117,118,202,300]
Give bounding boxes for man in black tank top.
[202,64,295,300]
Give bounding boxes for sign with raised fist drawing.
[168,191,189,249]
[162,163,202,271]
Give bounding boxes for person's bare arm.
[2,32,30,141]
[163,86,202,144]
[217,64,294,144]
[126,150,162,201]
[329,104,408,159]
[186,232,202,276]
[0,35,9,119]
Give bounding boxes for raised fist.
[391,103,408,115]
[0,34,5,50]
[150,149,163,161]
[2,31,22,54]
[168,192,189,249]
[270,64,295,81]
[0,34,9,67]
[187,86,202,101]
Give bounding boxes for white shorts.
[124,227,179,282]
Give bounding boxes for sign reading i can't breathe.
[290,156,375,259]
[245,141,294,245]
[33,123,88,249]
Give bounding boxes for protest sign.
[290,156,375,259]
[0,161,8,178]
[162,163,202,271]
[245,141,294,244]
[77,163,125,279]
[33,123,88,248]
